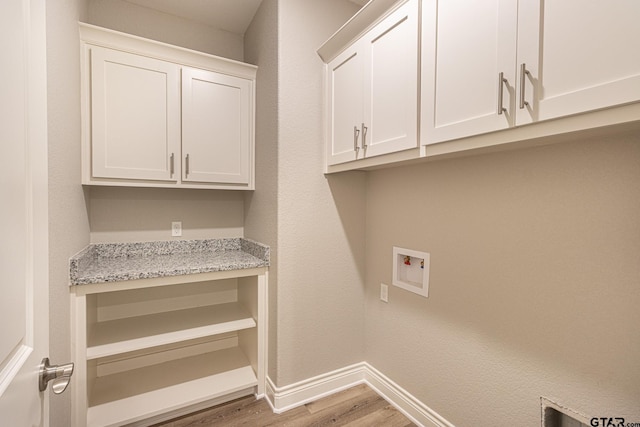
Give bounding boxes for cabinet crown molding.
[317,0,407,63]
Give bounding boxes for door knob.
[39,357,74,394]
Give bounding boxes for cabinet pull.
[185,154,190,177]
[519,63,531,109]
[353,126,360,153]
[361,123,368,150]
[170,153,175,175]
[497,72,507,115]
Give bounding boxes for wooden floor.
[152,384,417,426]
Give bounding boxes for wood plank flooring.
[152,384,417,426]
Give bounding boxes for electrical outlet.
[380,283,389,303]
[171,221,182,237]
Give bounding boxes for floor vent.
[542,398,590,427]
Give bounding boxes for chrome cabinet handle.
[170,153,175,176]
[361,123,368,149]
[519,63,531,109]
[185,154,190,177]
[353,126,360,153]
[39,358,74,394]
[497,72,507,115]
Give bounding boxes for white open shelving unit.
[70,269,268,427]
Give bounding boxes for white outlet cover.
[171,221,182,237]
[380,283,389,303]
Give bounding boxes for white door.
[0,0,50,426]
[90,46,181,182]
[182,68,252,184]
[363,0,419,158]
[326,45,364,166]
[516,0,640,124]
[422,0,517,144]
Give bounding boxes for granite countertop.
[69,238,270,286]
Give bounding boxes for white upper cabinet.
[324,0,419,166]
[516,0,640,125]
[422,0,640,145]
[327,45,365,165]
[182,68,252,185]
[81,24,256,190]
[364,1,419,158]
[90,47,181,182]
[422,0,517,143]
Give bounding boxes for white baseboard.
[364,364,455,427]
[265,362,368,413]
[265,362,454,427]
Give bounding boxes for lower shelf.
[87,347,257,427]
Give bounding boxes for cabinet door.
[422,0,517,145]
[90,47,180,181]
[363,0,419,157]
[182,68,252,184]
[517,0,640,124]
[327,45,364,166]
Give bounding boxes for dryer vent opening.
[542,398,590,427]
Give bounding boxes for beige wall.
[244,0,280,380]
[87,0,244,61]
[88,187,244,243]
[245,0,365,386]
[46,0,90,425]
[364,133,640,425]
[275,0,365,385]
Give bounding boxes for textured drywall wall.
[364,133,640,425]
[88,187,244,243]
[243,0,279,381]
[275,0,365,386]
[46,0,90,425]
[244,0,364,386]
[87,0,244,61]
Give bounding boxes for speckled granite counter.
[69,238,270,285]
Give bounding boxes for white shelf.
[71,270,268,427]
[87,303,255,359]
[87,347,257,427]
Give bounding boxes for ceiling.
[123,0,367,35]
